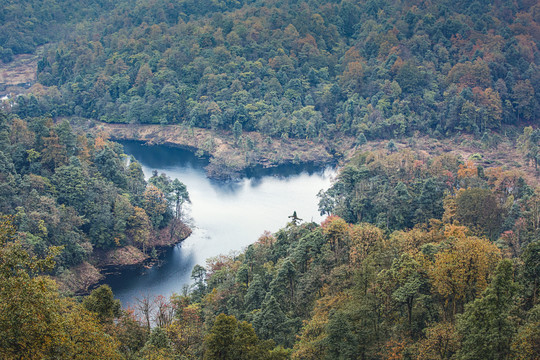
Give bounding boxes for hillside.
[6,0,540,142]
[0,0,540,359]
[0,111,191,293]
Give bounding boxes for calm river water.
[107,141,335,306]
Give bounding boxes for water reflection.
[107,140,335,306]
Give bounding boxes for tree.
[416,178,444,223]
[430,235,501,317]
[417,322,459,360]
[41,129,68,171]
[511,304,540,360]
[112,311,149,358]
[83,284,121,325]
[521,240,540,307]
[288,211,302,226]
[135,294,156,331]
[168,300,204,359]
[53,159,88,212]
[0,216,123,359]
[55,120,77,156]
[321,216,350,264]
[127,158,147,202]
[93,145,128,188]
[143,184,169,229]
[233,120,242,143]
[456,260,518,360]
[396,61,426,93]
[244,274,266,311]
[113,194,135,245]
[388,253,428,336]
[386,140,397,153]
[324,309,362,360]
[272,259,297,305]
[253,295,290,346]
[204,313,278,360]
[191,264,207,299]
[518,127,540,170]
[389,181,413,229]
[455,188,503,239]
[321,283,380,360]
[512,80,534,121]
[171,178,190,219]
[138,326,175,359]
[356,133,367,146]
[127,206,151,251]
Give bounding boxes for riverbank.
[68,118,354,180]
[56,219,192,295]
[66,118,538,185]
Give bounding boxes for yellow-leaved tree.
[429,229,501,318]
[0,216,123,359]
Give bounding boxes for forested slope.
[12,0,540,141]
[1,0,540,358]
[175,148,540,359]
[4,145,539,359]
[0,110,190,292]
[0,0,119,61]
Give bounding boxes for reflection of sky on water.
[106,141,335,307]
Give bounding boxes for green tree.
[415,178,444,223]
[171,178,190,219]
[191,264,207,299]
[83,284,121,325]
[0,217,123,359]
[204,313,277,360]
[253,295,290,346]
[233,120,243,143]
[521,240,540,307]
[53,158,88,212]
[143,184,169,228]
[511,304,540,360]
[456,259,518,360]
[389,253,428,336]
[455,188,503,239]
[244,274,266,311]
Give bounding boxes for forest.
[0,0,540,358]
[0,110,190,293]
[0,0,117,62]
[2,145,540,359]
[7,0,539,141]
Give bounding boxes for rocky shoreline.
[68,118,354,180]
[56,219,192,295]
[54,119,352,293]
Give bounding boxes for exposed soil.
[69,118,352,180]
[55,261,104,295]
[0,46,44,96]
[56,219,192,295]
[94,245,149,268]
[70,118,539,185]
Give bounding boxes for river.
[106,141,335,306]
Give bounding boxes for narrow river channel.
[107,141,335,306]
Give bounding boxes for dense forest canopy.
[0,0,118,61]
[6,0,539,140]
[2,135,539,358]
[172,148,540,359]
[0,110,190,292]
[1,0,540,359]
